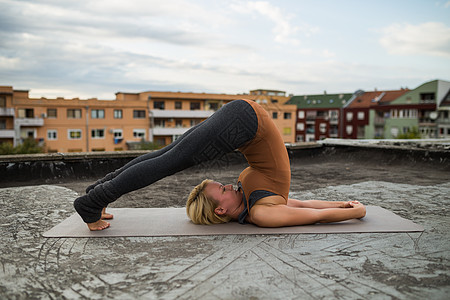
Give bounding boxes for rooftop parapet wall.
[0,141,449,187]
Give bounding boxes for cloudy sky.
[1,0,450,99]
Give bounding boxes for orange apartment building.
[0,86,296,153]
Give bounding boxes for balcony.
[374,117,385,125]
[15,118,44,127]
[0,107,15,116]
[0,129,15,138]
[437,118,450,124]
[152,127,190,136]
[329,117,338,124]
[150,110,214,119]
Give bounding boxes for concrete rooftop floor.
[0,146,449,299]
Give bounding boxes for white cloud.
[445,1,450,8]
[230,1,315,45]
[380,22,450,57]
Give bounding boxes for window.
[190,102,201,110]
[346,112,353,122]
[21,129,35,139]
[0,120,5,129]
[298,111,305,119]
[391,127,399,137]
[209,102,219,111]
[306,111,316,120]
[175,119,183,127]
[114,109,123,119]
[67,109,82,119]
[154,101,165,110]
[306,125,315,134]
[272,112,278,119]
[113,129,123,139]
[297,123,305,131]
[329,125,338,135]
[91,129,105,138]
[18,108,34,118]
[68,129,82,140]
[47,108,57,118]
[357,126,365,138]
[284,112,292,119]
[296,135,304,142]
[47,130,57,140]
[91,109,105,119]
[155,119,166,127]
[175,101,182,109]
[357,111,365,120]
[317,111,326,118]
[320,123,327,133]
[0,96,5,107]
[420,93,435,103]
[133,129,146,139]
[190,119,200,126]
[346,125,353,135]
[133,110,146,119]
[283,127,291,135]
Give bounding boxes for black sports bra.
[237,182,276,224]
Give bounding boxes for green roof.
[286,93,354,108]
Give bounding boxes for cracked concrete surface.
[0,157,449,299]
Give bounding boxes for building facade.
[437,89,450,138]
[343,89,410,139]
[287,93,355,142]
[0,87,296,153]
[381,80,450,138]
[248,89,297,144]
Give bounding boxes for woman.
[74,99,365,230]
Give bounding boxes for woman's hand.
[341,200,360,208]
[348,201,366,219]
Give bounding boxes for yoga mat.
[43,206,423,238]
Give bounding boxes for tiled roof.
[287,93,354,109]
[139,91,251,100]
[346,89,410,108]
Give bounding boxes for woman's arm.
[250,202,366,228]
[287,198,357,209]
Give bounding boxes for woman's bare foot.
[87,219,110,231]
[101,207,114,220]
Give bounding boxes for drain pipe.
[85,105,89,152]
[148,94,154,142]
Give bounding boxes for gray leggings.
[74,100,258,223]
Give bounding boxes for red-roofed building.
[343,89,410,139]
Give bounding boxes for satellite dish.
[429,112,438,120]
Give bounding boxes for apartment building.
[380,80,450,139]
[437,89,450,138]
[0,86,296,153]
[343,89,410,139]
[248,89,297,143]
[287,92,355,142]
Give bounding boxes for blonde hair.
[186,179,232,225]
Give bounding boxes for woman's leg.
[85,123,203,193]
[74,100,258,223]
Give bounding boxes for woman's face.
[204,181,242,213]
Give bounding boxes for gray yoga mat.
[43,206,424,238]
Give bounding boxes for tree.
[397,127,421,139]
[0,138,44,155]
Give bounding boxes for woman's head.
[186,179,232,225]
